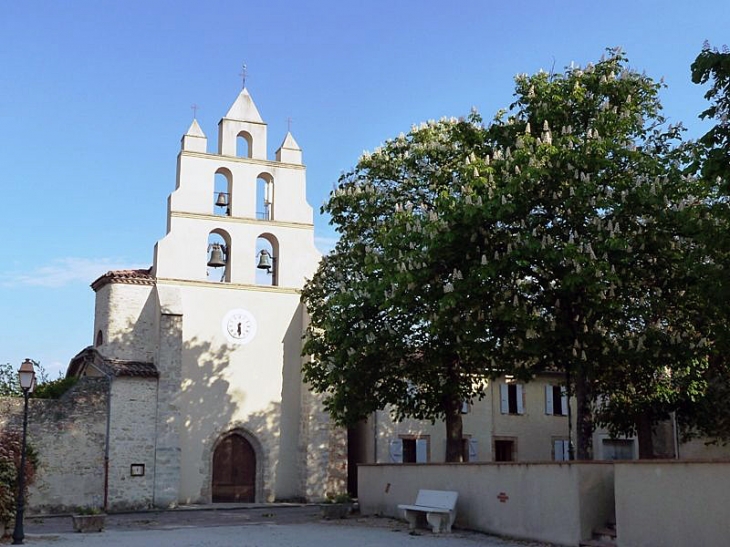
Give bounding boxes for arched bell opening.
[213,168,233,217]
[256,173,274,221]
[211,432,257,503]
[237,131,252,159]
[255,233,279,287]
[207,229,231,282]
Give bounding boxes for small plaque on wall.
[130,464,145,477]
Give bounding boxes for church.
[65,87,343,508]
[8,83,727,516]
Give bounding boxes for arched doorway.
[212,433,256,502]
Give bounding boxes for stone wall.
[95,283,156,362]
[106,377,158,510]
[152,308,182,507]
[0,378,108,514]
[299,385,345,501]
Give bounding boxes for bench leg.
[426,512,449,533]
[403,510,419,531]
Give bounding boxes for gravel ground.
[12,506,555,547]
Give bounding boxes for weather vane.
[287,117,293,132]
[191,104,199,119]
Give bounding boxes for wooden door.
[212,434,256,502]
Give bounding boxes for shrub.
[0,430,38,537]
[33,376,77,399]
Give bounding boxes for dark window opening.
[494,439,515,462]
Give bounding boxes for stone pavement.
[18,505,554,546]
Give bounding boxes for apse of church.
[76,87,334,508]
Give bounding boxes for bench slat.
[397,504,451,513]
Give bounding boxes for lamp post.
[12,358,35,545]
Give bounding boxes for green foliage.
[691,43,730,183]
[0,363,21,397]
[0,430,38,532]
[676,43,730,444]
[302,115,493,434]
[33,376,78,399]
[0,361,74,399]
[465,48,716,456]
[303,47,728,460]
[323,492,353,504]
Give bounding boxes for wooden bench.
[397,489,458,533]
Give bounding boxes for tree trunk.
[444,399,464,462]
[574,367,594,460]
[636,411,655,459]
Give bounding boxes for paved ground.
[14,505,554,546]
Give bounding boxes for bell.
[215,192,229,207]
[257,249,273,271]
[207,244,227,268]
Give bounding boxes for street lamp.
[12,358,36,545]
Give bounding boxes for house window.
[389,436,429,463]
[462,437,478,462]
[493,437,516,462]
[500,383,524,414]
[553,439,571,461]
[601,439,635,461]
[545,385,568,416]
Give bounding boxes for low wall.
[358,462,614,546]
[615,461,730,547]
[0,378,108,514]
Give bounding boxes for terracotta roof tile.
[67,347,158,379]
[91,268,154,292]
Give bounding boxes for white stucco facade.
[82,87,335,508]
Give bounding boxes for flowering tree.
[303,49,715,460]
[467,49,717,458]
[302,115,500,462]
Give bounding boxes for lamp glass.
[18,360,36,390]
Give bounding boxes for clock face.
[222,309,257,345]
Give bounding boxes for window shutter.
[560,386,568,416]
[468,439,478,461]
[516,384,524,414]
[500,383,509,414]
[554,439,571,461]
[545,385,554,415]
[389,440,403,463]
[416,439,428,463]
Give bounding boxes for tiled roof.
[91,268,154,292]
[67,347,158,379]
[100,359,158,378]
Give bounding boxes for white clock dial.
[222,309,257,345]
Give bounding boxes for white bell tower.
[147,87,325,503]
[153,87,319,286]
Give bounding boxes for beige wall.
[358,462,614,546]
[614,462,730,547]
[372,375,570,464]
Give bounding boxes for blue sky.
[1,1,728,377]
